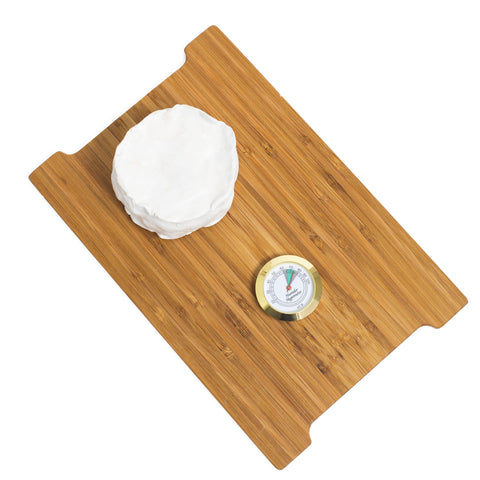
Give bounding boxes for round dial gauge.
[255,255,322,321]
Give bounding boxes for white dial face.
[263,262,315,314]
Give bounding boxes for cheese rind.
[112,105,238,239]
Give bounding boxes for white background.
[1,1,479,478]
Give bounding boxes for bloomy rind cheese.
[112,105,238,239]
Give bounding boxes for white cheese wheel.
[112,104,238,239]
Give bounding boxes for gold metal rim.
[255,255,322,321]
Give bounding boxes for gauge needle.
[286,269,294,291]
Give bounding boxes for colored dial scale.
[255,255,322,321]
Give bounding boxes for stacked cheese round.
[112,105,238,239]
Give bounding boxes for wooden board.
[30,26,467,469]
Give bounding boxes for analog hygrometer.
[255,255,322,321]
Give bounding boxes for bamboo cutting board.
[30,26,467,469]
